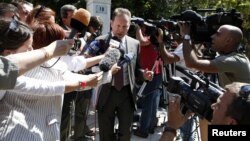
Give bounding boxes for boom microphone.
[68,8,91,39]
[99,48,121,72]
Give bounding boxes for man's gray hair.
[60,4,76,19]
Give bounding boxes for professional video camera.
[167,65,224,122]
[170,8,243,44]
[129,16,171,46]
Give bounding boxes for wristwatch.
[183,34,191,40]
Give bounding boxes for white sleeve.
[11,76,65,96]
[60,55,87,72]
[62,70,112,91]
[62,70,88,81]
[100,71,112,85]
[173,43,184,61]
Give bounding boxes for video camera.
[170,8,243,44]
[129,16,171,46]
[167,65,224,122]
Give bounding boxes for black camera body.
[67,38,83,55]
[170,8,243,44]
[129,16,171,46]
[71,38,82,51]
[167,71,223,121]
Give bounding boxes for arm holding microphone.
[58,8,107,72]
[97,47,124,84]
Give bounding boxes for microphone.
[85,36,122,56]
[118,52,134,66]
[109,36,121,48]
[99,48,121,72]
[68,8,91,39]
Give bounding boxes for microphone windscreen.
[70,8,91,37]
[99,48,121,72]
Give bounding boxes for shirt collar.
[111,32,126,43]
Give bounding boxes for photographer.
[179,23,250,87]
[160,82,250,141]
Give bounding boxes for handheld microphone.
[99,48,121,72]
[68,8,91,39]
[118,52,134,66]
[85,36,123,56]
[109,36,121,48]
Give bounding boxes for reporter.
[160,82,250,141]
[0,39,74,89]
[0,19,101,141]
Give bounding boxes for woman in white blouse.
[0,19,103,141]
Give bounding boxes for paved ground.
[69,105,201,141]
[85,107,167,141]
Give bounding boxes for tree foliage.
[2,0,250,38]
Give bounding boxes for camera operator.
[160,82,250,141]
[162,22,250,141]
[179,22,250,87]
[133,24,163,138]
[157,29,206,141]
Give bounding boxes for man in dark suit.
[95,8,154,141]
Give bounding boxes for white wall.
[85,0,111,35]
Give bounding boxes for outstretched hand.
[47,39,75,57]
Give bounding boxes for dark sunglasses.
[35,5,45,18]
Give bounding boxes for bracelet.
[163,126,177,136]
[79,81,87,89]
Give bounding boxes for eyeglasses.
[239,85,250,100]
[35,5,45,18]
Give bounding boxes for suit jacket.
[96,33,143,110]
